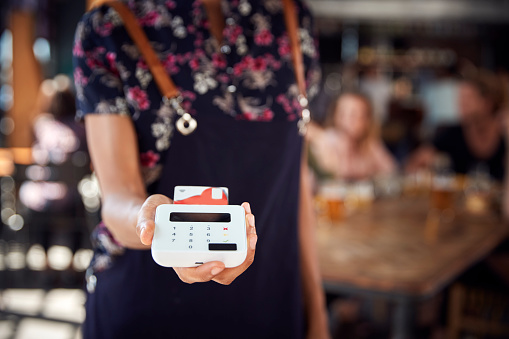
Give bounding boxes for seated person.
[307,91,397,180]
[407,70,506,181]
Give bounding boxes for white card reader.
[151,204,247,268]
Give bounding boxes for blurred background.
[0,0,508,338]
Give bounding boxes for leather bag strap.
[281,0,307,102]
[91,0,179,99]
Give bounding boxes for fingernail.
[248,214,255,227]
[245,203,252,214]
[250,235,257,250]
[139,226,146,238]
[211,267,224,276]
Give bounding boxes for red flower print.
[252,57,267,72]
[96,22,113,37]
[287,114,297,121]
[242,111,255,120]
[137,59,148,70]
[271,60,281,69]
[217,74,229,83]
[105,52,115,64]
[241,55,254,68]
[233,64,244,76]
[254,29,273,46]
[181,90,197,101]
[194,38,203,48]
[140,11,159,26]
[277,94,293,113]
[225,26,243,44]
[106,52,119,75]
[278,44,291,57]
[264,53,281,70]
[140,150,160,168]
[195,48,205,58]
[260,108,274,121]
[128,87,150,110]
[85,56,104,70]
[212,54,227,69]
[189,58,200,71]
[277,36,291,57]
[73,40,84,57]
[165,0,176,9]
[276,94,286,104]
[163,54,179,74]
[73,68,88,86]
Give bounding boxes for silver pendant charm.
[163,95,197,136]
[176,113,197,135]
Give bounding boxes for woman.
[73,0,328,338]
[308,92,397,180]
[406,70,506,181]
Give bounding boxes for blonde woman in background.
[308,92,397,180]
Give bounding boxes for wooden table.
[317,197,508,339]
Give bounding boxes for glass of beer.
[348,180,375,210]
[430,181,455,210]
[430,154,455,211]
[318,180,346,223]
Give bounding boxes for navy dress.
[73,1,321,338]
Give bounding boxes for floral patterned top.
[73,0,320,191]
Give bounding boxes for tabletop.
[317,197,509,298]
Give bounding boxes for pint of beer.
[318,181,346,223]
[430,173,456,211]
[430,153,456,211]
[430,187,455,210]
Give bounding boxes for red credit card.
[173,186,229,205]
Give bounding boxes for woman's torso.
[73,1,320,338]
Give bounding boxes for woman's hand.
[136,196,257,285]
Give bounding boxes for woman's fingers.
[242,201,257,250]
[136,194,172,245]
[241,201,252,214]
[170,201,256,285]
[174,261,226,284]
[213,205,257,285]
